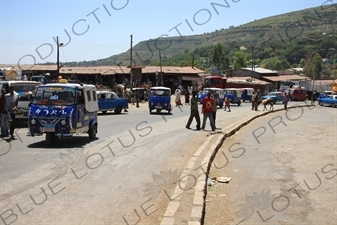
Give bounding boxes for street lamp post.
[155,71,159,86]
[159,50,163,86]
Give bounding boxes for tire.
[114,106,122,114]
[237,100,241,106]
[156,109,161,114]
[102,111,107,114]
[89,124,97,139]
[319,101,323,106]
[45,133,54,145]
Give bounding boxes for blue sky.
[0,0,328,65]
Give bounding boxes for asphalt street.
[0,100,309,225]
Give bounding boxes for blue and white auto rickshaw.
[224,88,242,106]
[148,87,172,114]
[28,79,99,145]
[241,88,254,102]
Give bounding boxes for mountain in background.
[59,3,337,69]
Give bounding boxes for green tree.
[211,43,225,70]
[273,59,282,70]
[312,53,323,79]
[222,56,230,71]
[300,58,306,67]
[233,51,247,68]
[303,53,323,79]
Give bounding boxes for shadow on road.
[27,136,99,149]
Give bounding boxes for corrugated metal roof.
[227,76,271,85]
[0,64,57,70]
[0,64,204,75]
[242,68,278,74]
[263,75,308,82]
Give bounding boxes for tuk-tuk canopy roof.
[150,87,171,91]
[42,83,96,89]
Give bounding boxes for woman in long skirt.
[175,87,183,106]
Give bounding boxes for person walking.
[224,96,231,112]
[0,88,9,137]
[283,92,290,110]
[5,86,20,139]
[186,91,200,130]
[251,91,256,110]
[212,93,219,129]
[175,87,183,106]
[122,87,128,112]
[185,91,190,105]
[253,90,261,111]
[201,92,215,131]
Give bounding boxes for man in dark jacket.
[186,91,200,130]
[0,88,8,137]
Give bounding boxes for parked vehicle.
[0,80,41,120]
[30,73,51,84]
[131,87,149,101]
[27,80,98,145]
[289,87,307,101]
[224,88,242,106]
[241,88,254,102]
[262,91,284,104]
[318,95,337,107]
[148,87,171,114]
[197,90,208,103]
[204,75,227,89]
[97,90,128,114]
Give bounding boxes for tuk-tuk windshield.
[150,89,170,96]
[34,86,76,105]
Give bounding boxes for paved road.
[0,100,307,225]
[204,104,337,225]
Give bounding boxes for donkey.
[262,98,274,111]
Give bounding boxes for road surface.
[0,100,307,225]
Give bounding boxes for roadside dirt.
[203,106,337,225]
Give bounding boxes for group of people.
[0,86,20,139]
[185,89,293,131]
[185,91,220,131]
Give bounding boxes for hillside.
[61,3,337,67]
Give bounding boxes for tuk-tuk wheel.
[89,124,97,139]
[102,111,107,114]
[45,133,54,145]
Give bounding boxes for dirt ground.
[203,106,337,225]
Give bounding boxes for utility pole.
[56,36,60,78]
[56,36,63,79]
[130,34,133,90]
[159,49,163,86]
[251,46,255,81]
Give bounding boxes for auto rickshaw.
[224,88,242,106]
[148,87,172,114]
[28,79,99,145]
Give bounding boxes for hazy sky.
[0,0,329,65]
